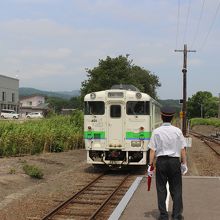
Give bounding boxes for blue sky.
[0,0,219,99]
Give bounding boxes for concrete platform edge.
[108,176,143,220]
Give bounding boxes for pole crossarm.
[174,50,196,52]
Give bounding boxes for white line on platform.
[108,176,143,220]
[182,176,220,179]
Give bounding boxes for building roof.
[20,94,46,100]
[0,74,19,81]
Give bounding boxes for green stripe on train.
[84,131,152,140]
[84,131,105,139]
[126,131,152,139]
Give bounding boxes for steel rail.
[190,131,220,144]
[88,174,130,220]
[41,173,105,220]
[190,131,220,156]
[203,140,220,156]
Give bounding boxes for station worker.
[148,106,187,220]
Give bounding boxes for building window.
[28,101,32,106]
[12,93,15,102]
[2,92,6,101]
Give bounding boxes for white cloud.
[18,48,72,59]
[22,63,66,79]
[13,0,54,4]
[0,1,219,97]
[0,19,73,37]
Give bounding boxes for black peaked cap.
[161,106,175,117]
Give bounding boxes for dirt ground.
[0,125,219,220]
[0,150,97,220]
[188,125,220,176]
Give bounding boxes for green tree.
[46,97,70,113]
[81,55,161,99]
[204,96,219,117]
[46,96,83,114]
[69,96,83,109]
[187,91,218,118]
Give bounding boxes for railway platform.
[109,176,220,220]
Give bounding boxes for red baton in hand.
[147,165,154,191]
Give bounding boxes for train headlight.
[90,92,96,99]
[131,141,142,147]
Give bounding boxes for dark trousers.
[156,156,183,220]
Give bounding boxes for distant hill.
[19,88,181,108]
[19,87,80,100]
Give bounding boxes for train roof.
[110,84,140,91]
[84,89,155,102]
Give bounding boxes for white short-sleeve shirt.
[148,123,187,157]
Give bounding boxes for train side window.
[84,101,105,115]
[110,105,121,118]
[126,101,150,115]
[145,101,150,115]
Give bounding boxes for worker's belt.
[157,155,180,159]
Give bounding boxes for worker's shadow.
[144,210,171,219]
[144,209,158,219]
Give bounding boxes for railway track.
[42,171,135,220]
[190,131,220,156]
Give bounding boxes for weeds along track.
[190,131,220,156]
[42,171,136,220]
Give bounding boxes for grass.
[0,111,84,157]
[8,168,16,174]
[190,118,220,127]
[23,163,44,179]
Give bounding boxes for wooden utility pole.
[218,93,220,119]
[175,44,196,136]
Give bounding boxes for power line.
[183,0,192,44]
[191,0,206,48]
[199,0,220,51]
[175,0,181,49]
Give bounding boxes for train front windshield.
[126,101,150,115]
[84,101,105,115]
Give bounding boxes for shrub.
[9,168,16,174]
[23,164,44,179]
[70,110,84,130]
[190,118,220,127]
[0,114,84,157]
[51,142,64,152]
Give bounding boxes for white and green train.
[84,85,162,167]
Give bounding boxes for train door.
[107,103,124,147]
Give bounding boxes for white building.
[20,95,45,107]
[0,74,19,112]
[20,95,48,116]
